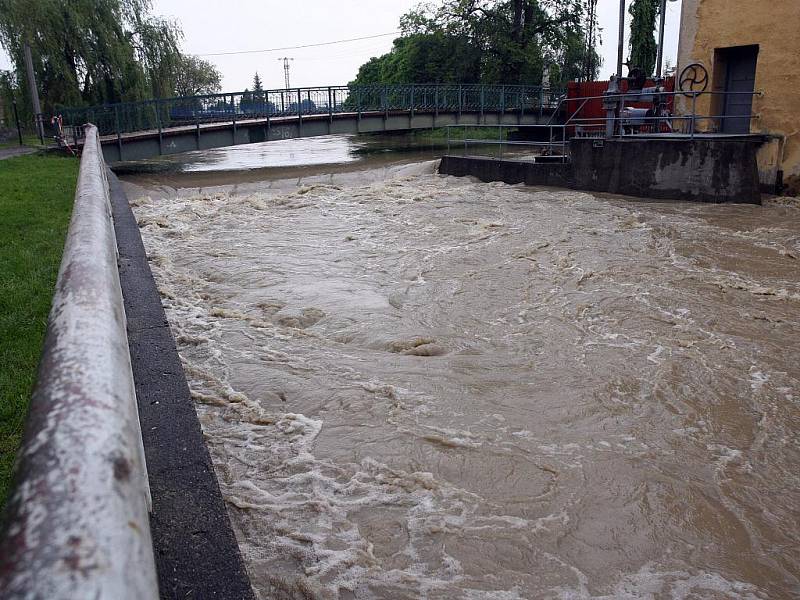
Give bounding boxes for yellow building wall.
[677,0,800,193]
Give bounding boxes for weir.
[439,82,770,203]
[440,135,763,204]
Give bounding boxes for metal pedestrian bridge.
[59,84,564,162]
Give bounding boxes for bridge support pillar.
[155,101,163,155]
[231,95,237,145]
[115,105,123,161]
[434,87,439,128]
[297,89,303,136]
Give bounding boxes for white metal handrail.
[0,125,158,599]
[445,124,569,163]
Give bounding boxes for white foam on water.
[553,563,765,600]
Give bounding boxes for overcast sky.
[0,0,682,92]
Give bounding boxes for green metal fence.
[57,84,565,138]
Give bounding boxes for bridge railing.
[58,84,565,138]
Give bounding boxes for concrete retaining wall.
[570,138,762,204]
[0,125,159,599]
[108,172,255,599]
[440,138,762,204]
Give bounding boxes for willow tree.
[174,56,222,98]
[0,0,183,111]
[628,0,660,76]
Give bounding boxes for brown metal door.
[722,45,758,134]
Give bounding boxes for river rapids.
[126,160,800,599]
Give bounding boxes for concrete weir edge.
[440,137,763,204]
[107,170,255,599]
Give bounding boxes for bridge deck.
[87,108,558,163]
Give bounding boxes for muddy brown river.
[124,147,800,599]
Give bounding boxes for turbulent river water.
[123,137,800,599]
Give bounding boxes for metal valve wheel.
[679,63,709,96]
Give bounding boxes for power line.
[196,32,399,57]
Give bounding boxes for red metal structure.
[565,77,676,135]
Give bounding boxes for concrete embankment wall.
[570,138,762,204]
[0,126,159,598]
[440,137,762,204]
[108,172,255,599]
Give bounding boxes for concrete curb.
[107,171,255,599]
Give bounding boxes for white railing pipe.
[0,125,158,599]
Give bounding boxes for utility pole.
[23,42,44,141]
[278,57,294,90]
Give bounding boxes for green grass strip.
[0,152,79,506]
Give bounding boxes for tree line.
[1,0,665,127]
[350,0,599,87]
[350,0,665,88]
[0,0,222,122]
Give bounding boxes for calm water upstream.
[122,135,800,599]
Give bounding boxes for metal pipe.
[655,0,668,77]
[617,0,626,78]
[0,124,158,599]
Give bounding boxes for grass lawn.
[0,152,78,506]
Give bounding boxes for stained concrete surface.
[441,137,763,204]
